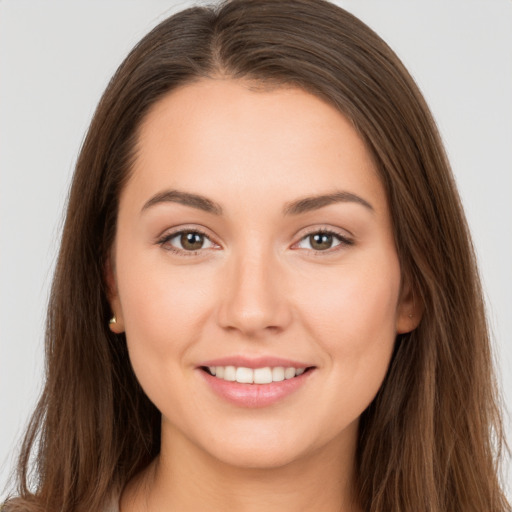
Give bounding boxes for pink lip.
[197,365,316,408]
[197,356,313,369]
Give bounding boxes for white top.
[105,494,120,512]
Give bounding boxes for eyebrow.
[283,191,374,215]
[141,189,223,215]
[141,189,373,216]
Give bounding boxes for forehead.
[127,78,386,216]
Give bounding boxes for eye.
[157,229,217,255]
[295,230,353,252]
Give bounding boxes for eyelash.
[156,228,354,257]
[295,229,354,255]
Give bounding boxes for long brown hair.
[3,1,509,510]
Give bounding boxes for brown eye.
[180,232,205,251]
[158,229,216,254]
[295,230,353,253]
[309,233,335,251]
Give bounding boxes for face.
[108,79,418,470]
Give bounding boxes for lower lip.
[197,368,315,408]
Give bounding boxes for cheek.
[114,242,218,376]
[301,260,400,341]
[114,250,221,420]
[298,255,400,405]
[122,276,215,349]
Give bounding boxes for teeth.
[254,367,272,384]
[206,365,308,384]
[284,367,296,379]
[272,367,285,381]
[224,366,236,381]
[236,367,253,383]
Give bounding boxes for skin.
[108,79,420,512]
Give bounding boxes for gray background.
[1,0,511,497]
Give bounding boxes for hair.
[3,0,509,510]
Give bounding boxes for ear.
[105,256,125,334]
[395,277,423,334]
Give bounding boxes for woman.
[2,0,509,510]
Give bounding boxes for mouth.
[199,365,316,384]
[196,356,317,407]
[198,363,317,408]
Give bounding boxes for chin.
[215,446,304,470]
[200,429,318,471]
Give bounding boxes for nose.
[216,247,292,338]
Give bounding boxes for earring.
[109,314,117,325]
[408,313,414,318]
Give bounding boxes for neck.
[121,421,361,512]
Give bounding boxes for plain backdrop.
[1,0,511,498]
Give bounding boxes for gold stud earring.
[109,314,117,325]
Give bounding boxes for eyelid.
[298,223,354,239]
[292,226,354,254]
[156,226,220,256]
[156,224,354,257]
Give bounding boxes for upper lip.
[197,356,315,369]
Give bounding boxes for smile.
[197,358,317,408]
[202,365,309,384]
